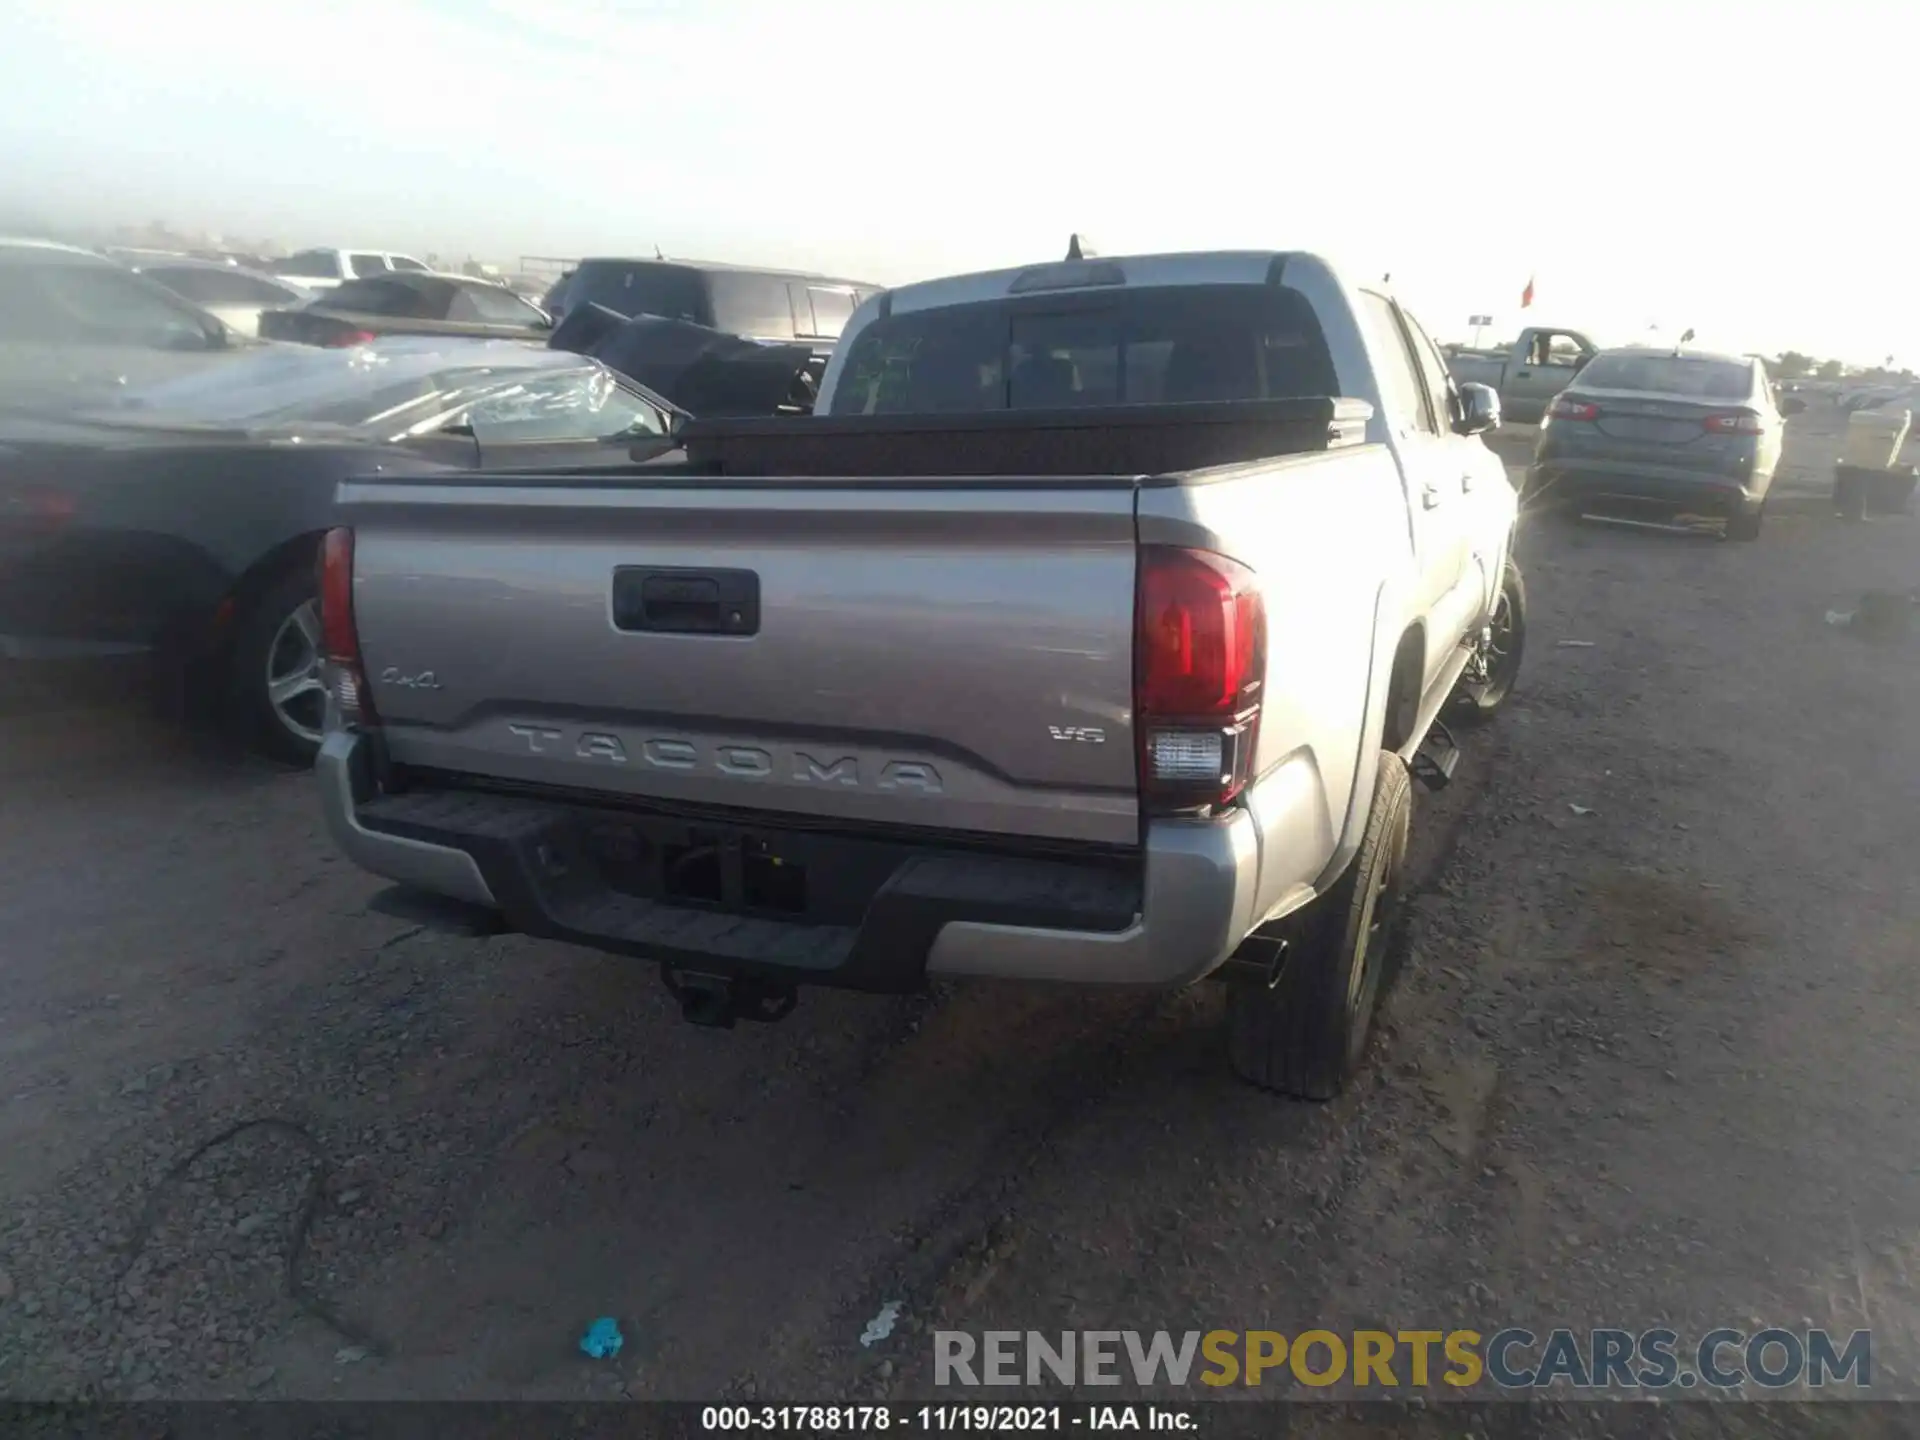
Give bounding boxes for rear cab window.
[827,284,1337,416]
[347,252,391,279]
[1577,354,1754,400]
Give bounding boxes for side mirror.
[1453,381,1501,436]
[1779,395,1807,417]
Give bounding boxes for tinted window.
[709,273,797,338]
[272,250,338,280]
[0,263,215,348]
[829,285,1337,416]
[347,253,389,278]
[149,268,294,306]
[566,262,711,325]
[388,255,429,273]
[448,284,548,326]
[324,277,446,319]
[802,286,856,338]
[1576,353,1753,400]
[1358,292,1429,433]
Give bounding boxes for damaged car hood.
[548,305,819,418]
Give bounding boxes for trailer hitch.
[661,968,798,1028]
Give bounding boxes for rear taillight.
[321,328,377,348]
[319,526,376,727]
[1703,411,1764,434]
[1135,546,1265,815]
[1547,395,1599,422]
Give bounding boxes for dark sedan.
[258,272,554,348]
[0,339,681,763]
[1526,347,1805,540]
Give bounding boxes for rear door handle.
[1421,483,1444,509]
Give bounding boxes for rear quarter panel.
[1138,443,1414,926]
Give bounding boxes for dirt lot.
[1,413,1916,1411]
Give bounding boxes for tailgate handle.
[613,567,760,635]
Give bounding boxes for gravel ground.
[1,417,1916,1417]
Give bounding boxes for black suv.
[547,259,880,346]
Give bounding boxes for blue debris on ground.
[579,1316,625,1360]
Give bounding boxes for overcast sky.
[2,0,1908,363]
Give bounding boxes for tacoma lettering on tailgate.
[504,724,944,793]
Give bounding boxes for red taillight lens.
[1703,411,1764,434]
[1547,395,1599,422]
[319,526,375,727]
[320,527,356,661]
[323,329,377,348]
[1135,546,1266,814]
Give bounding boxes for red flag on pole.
[1521,275,1536,309]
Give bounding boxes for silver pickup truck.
[315,248,1527,1099]
[1446,325,1598,424]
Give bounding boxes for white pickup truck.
[314,247,1527,1099]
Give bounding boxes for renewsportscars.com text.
[933,1327,1871,1391]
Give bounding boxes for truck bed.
[679,396,1372,478]
[333,396,1376,854]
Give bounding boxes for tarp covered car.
[548,304,823,418]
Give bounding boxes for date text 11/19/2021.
[701,1406,1191,1431]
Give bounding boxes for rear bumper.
[1528,457,1761,512]
[318,729,1261,989]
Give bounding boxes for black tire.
[1725,502,1764,542]
[1226,751,1413,1100]
[1448,558,1528,725]
[227,565,327,767]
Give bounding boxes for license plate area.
[1598,417,1701,444]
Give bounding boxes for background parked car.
[0,339,683,763]
[129,257,312,337]
[267,246,433,289]
[0,236,256,408]
[1527,346,1805,540]
[257,272,554,348]
[546,258,879,350]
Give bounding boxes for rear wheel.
[228,566,327,767]
[1449,559,1528,725]
[1226,752,1413,1100]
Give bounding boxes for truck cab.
[1447,325,1597,423]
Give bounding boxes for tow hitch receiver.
[662,968,799,1028]
[1411,718,1460,792]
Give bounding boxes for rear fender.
[198,529,324,666]
[1307,576,1417,896]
